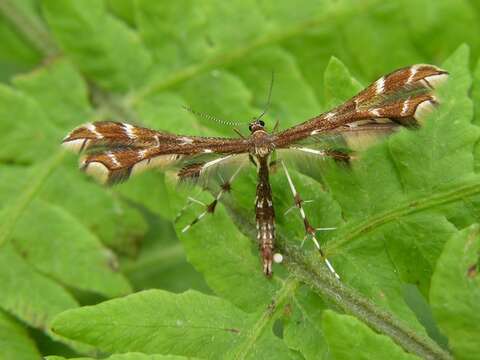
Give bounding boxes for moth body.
[62,64,448,278]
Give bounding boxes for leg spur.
[281,161,340,279]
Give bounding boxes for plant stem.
[330,177,480,253]
[229,277,299,359]
[0,0,58,57]
[283,246,453,360]
[224,200,452,360]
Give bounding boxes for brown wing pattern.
[62,121,250,185]
[274,64,448,149]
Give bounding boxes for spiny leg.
[280,161,340,279]
[174,196,207,223]
[181,165,242,233]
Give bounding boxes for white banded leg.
[181,166,243,233]
[281,161,340,279]
[174,197,207,223]
[284,200,314,216]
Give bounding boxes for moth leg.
[181,166,242,233]
[284,200,314,216]
[272,119,280,133]
[174,197,207,223]
[280,161,340,279]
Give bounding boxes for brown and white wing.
[274,64,449,149]
[276,121,400,166]
[62,121,250,185]
[177,153,249,187]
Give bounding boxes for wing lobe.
[273,64,448,148]
[63,121,251,185]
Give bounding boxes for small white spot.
[62,139,89,153]
[407,66,418,84]
[370,108,381,117]
[179,137,194,145]
[203,149,213,153]
[401,99,410,116]
[310,129,321,136]
[86,123,103,139]
[375,76,385,94]
[154,135,160,147]
[354,98,359,109]
[424,73,449,89]
[84,162,109,184]
[107,152,121,167]
[267,199,273,206]
[123,123,136,139]
[324,112,335,120]
[273,253,283,263]
[138,149,148,159]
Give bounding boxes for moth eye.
[248,125,253,131]
[259,120,265,127]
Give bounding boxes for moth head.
[248,119,266,133]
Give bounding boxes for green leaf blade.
[323,310,421,360]
[0,310,41,360]
[0,243,78,330]
[50,289,286,359]
[430,225,480,360]
[13,200,132,298]
[42,0,152,91]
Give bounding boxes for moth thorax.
[252,130,273,157]
[255,145,272,157]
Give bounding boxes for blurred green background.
[0,0,479,359]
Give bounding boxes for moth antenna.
[257,71,275,121]
[182,106,243,127]
[233,128,246,138]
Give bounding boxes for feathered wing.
[62,121,250,185]
[274,64,449,156]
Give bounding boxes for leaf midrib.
[329,176,480,253]
[127,0,381,106]
[0,151,66,248]
[228,277,299,359]
[0,0,381,255]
